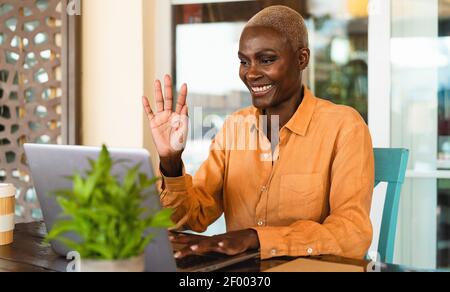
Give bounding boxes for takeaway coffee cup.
[0,183,15,246]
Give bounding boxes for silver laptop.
[24,144,259,272]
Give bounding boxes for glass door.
[391,0,450,269]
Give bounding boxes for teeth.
[251,85,273,93]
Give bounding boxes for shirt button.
[271,249,277,256]
[257,220,265,226]
[261,186,268,192]
[307,248,314,255]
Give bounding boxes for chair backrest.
[374,148,409,264]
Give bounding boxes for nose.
[246,64,263,81]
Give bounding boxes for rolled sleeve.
[161,173,189,193]
[253,227,291,259]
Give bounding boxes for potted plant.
[46,145,173,272]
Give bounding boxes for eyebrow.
[238,49,278,58]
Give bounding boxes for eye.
[240,59,249,66]
[261,57,276,64]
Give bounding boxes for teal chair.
[374,148,409,264]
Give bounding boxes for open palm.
[142,75,189,158]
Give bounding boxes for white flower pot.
[80,254,145,272]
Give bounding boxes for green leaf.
[53,189,73,199]
[82,172,98,199]
[84,243,115,260]
[87,158,96,170]
[97,145,112,173]
[139,175,161,190]
[72,174,84,200]
[124,164,141,192]
[149,209,174,228]
[53,237,82,254]
[119,229,142,259]
[138,233,155,255]
[46,220,79,242]
[57,197,77,215]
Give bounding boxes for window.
[437,0,450,270]
[173,0,369,174]
[391,0,450,269]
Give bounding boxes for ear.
[298,48,310,70]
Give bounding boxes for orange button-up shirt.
[160,86,374,260]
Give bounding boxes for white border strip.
[0,184,15,198]
[0,214,14,233]
[368,0,391,148]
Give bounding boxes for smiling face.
[239,26,309,110]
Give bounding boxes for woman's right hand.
[142,75,189,176]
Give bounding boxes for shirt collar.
[251,85,317,137]
[285,86,317,136]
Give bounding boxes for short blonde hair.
[245,5,309,50]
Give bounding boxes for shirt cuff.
[253,227,318,260]
[160,163,189,193]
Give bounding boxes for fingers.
[172,230,258,259]
[155,80,164,113]
[173,237,242,259]
[174,239,223,259]
[176,83,188,115]
[164,75,173,111]
[213,240,243,256]
[155,76,186,114]
[169,234,203,245]
[181,105,189,117]
[142,96,155,121]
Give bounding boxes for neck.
[265,86,304,130]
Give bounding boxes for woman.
[142,5,374,260]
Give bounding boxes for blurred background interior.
[0,0,449,270]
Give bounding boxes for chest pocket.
[279,173,324,221]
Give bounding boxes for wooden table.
[0,223,67,272]
[0,222,422,272]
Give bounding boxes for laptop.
[24,144,259,272]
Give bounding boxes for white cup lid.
[0,184,16,198]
